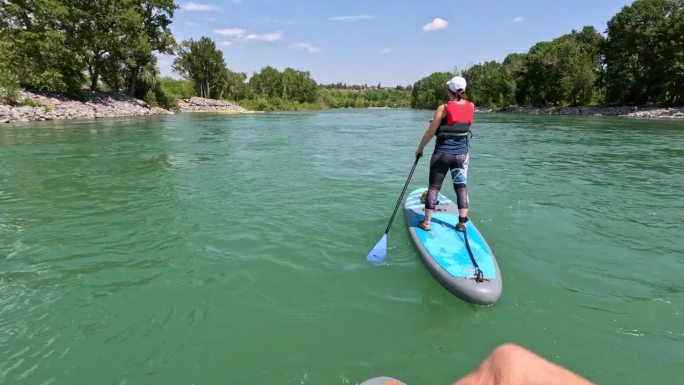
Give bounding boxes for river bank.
[491,105,684,119]
[178,97,258,113]
[0,91,262,124]
[3,90,683,123]
[0,89,175,124]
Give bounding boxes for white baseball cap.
[446,76,467,92]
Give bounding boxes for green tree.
[462,61,509,108]
[223,70,248,101]
[410,72,453,109]
[281,68,317,103]
[74,0,127,91]
[248,66,283,99]
[117,0,176,97]
[502,53,527,106]
[173,37,227,98]
[0,0,86,96]
[519,27,603,106]
[604,0,684,105]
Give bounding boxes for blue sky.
[159,0,634,86]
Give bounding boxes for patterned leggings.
[425,152,469,210]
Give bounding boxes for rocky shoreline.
[0,89,173,124]
[0,92,255,124]
[2,90,682,123]
[490,105,684,119]
[178,97,250,113]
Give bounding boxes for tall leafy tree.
[662,2,684,105]
[410,72,453,109]
[462,61,508,108]
[519,27,603,106]
[281,68,317,103]
[604,0,684,105]
[173,37,227,98]
[211,67,247,100]
[120,0,176,97]
[0,0,86,96]
[0,0,176,98]
[248,66,283,99]
[502,53,527,106]
[74,0,127,91]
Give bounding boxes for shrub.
[0,68,20,105]
[145,89,159,107]
[21,97,42,107]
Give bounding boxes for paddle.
[366,153,421,264]
[360,377,406,385]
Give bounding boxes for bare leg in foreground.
[454,344,594,385]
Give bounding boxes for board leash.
[462,228,484,282]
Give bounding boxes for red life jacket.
[438,100,473,138]
[446,100,474,125]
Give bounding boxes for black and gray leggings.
[425,152,470,210]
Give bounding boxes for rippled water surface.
[1,110,682,384]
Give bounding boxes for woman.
[414,76,474,232]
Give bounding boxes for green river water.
[0,109,682,384]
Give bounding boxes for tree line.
[167,36,319,110]
[0,0,176,106]
[412,0,683,109]
[168,36,411,110]
[1,0,680,111]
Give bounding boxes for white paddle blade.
[366,234,387,264]
[360,377,406,385]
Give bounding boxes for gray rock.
[178,97,248,112]
[1,89,174,123]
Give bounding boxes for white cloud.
[329,15,375,22]
[513,16,523,23]
[291,43,320,53]
[423,18,448,32]
[215,28,247,37]
[182,2,215,11]
[244,31,283,42]
[214,28,283,43]
[220,41,233,47]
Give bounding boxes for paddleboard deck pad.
[404,188,502,305]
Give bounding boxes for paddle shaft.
[383,155,420,234]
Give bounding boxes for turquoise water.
[0,110,682,384]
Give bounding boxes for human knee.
[452,170,468,184]
[425,188,440,210]
[490,344,528,364]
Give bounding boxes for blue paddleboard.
[403,188,502,304]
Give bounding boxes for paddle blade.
[360,377,406,385]
[366,234,387,264]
